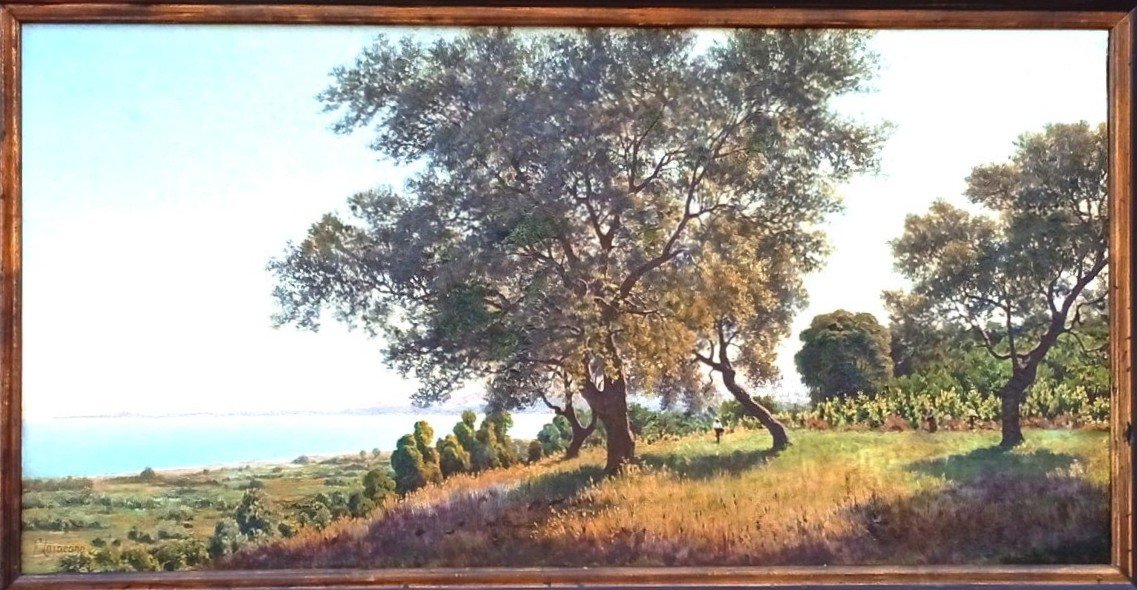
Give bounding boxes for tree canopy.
[270,28,883,472]
[794,309,893,403]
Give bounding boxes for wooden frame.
[0,2,1133,588]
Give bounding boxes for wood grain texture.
[1110,11,1136,579]
[1,4,1128,27]
[2,0,1137,10]
[0,3,1134,589]
[0,8,20,590]
[5,565,1132,589]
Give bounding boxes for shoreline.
[24,449,380,482]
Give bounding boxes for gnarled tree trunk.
[720,368,790,452]
[561,402,597,460]
[998,361,1040,448]
[582,376,635,474]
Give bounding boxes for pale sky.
[21,26,1107,418]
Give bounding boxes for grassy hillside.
[223,428,1108,568]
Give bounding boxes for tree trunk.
[721,368,790,452]
[582,376,635,474]
[998,364,1036,448]
[561,402,596,460]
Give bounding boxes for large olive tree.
[270,28,882,472]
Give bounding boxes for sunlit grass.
[226,428,1108,568]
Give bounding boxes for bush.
[208,518,244,559]
[803,380,1108,430]
[437,434,471,477]
[348,492,375,518]
[234,489,279,539]
[527,440,543,462]
[391,434,434,494]
[362,469,396,502]
[293,497,333,529]
[536,422,568,456]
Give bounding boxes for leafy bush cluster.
[58,538,209,573]
[392,411,522,494]
[204,467,398,562]
[22,516,107,531]
[532,403,721,459]
[799,382,1108,429]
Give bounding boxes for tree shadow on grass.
[907,445,1077,485]
[508,464,606,508]
[639,446,779,480]
[220,463,609,569]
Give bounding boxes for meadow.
[23,425,1109,572]
[221,427,1109,568]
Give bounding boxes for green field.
[21,452,391,574]
[23,428,1109,572]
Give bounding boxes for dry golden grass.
[223,428,1108,568]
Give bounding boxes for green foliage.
[437,434,472,477]
[270,28,884,469]
[718,397,786,428]
[805,381,1107,429]
[795,310,893,403]
[391,434,432,494]
[527,440,544,462]
[207,518,244,560]
[627,403,713,443]
[536,423,568,456]
[362,468,396,502]
[233,489,279,540]
[293,497,333,530]
[348,492,375,518]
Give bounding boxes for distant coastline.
[32,406,552,421]
[22,411,552,479]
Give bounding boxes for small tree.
[537,422,568,456]
[233,489,279,540]
[362,468,396,502]
[391,433,438,494]
[891,122,1107,447]
[207,518,244,559]
[795,310,893,404]
[347,492,375,518]
[412,420,442,479]
[437,433,471,477]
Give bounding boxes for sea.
[21,411,553,479]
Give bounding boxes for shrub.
[537,422,567,455]
[527,440,544,463]
[804,380,1108,430]
[293,497,333,530]
[120,547,160,571]
[362,469,396,502]
[437,434,471,477]
[234,489,279,539]
[391,434,433,494]
[348,492,375,518]
[208,518,244,559]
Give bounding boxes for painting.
[20,24,1110,573]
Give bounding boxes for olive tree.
[891,122,1107,447]
[270,28,882,472]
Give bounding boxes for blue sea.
[22,411,552,478]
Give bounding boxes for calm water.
[22,412,552,478]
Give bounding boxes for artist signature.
[32,538,86,556]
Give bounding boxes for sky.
[20,26,1107,418]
